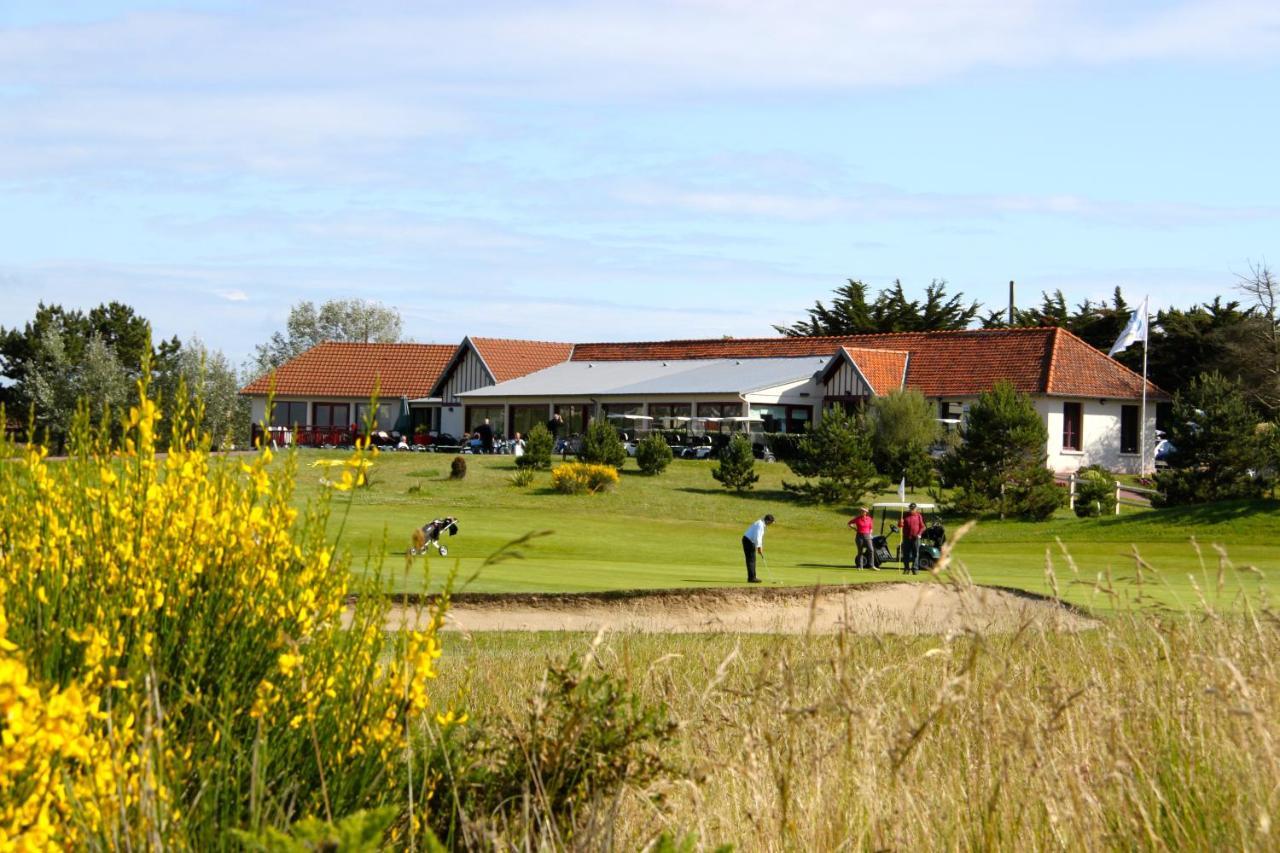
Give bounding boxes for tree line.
[0,298,403,451]
[776,268,1280,417]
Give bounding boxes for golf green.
[292,450,1278,611]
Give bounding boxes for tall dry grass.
[445,547,1278,851]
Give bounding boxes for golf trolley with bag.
[869,502,945,571]
[409,516,460,557]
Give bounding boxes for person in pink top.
[847,507,877,570]
[899,502,927,575]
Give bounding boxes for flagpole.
[1140,297,1149,477]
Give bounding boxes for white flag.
[897,477,906,502]
[1108,296,1149,357]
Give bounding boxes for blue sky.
[2,1,1278,364]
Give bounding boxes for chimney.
[1008,280,1016,326]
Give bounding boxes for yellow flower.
[435,709,469,727]
[277,652,302,676]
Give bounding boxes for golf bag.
[871,533,895,567]
[410,516,459,557]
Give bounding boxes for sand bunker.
[379,583,1094,636]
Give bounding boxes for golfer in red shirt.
[847,507,876,570]
[900,502,926,575]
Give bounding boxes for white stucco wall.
[1037,397,1155,474]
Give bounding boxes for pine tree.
[776,279,978,337]
[578,419,627,469]
[517,422,554,469]
[943,380,1062,520]
[1154,372,1271,504]
[783,408,879,505]
[712,434,759,492]
[635,433,674,475]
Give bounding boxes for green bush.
[635,433,674,475]
[712,433,759,492]
[1002,465,1066,520]
[517,422,554,469]
[509,468,536,488]
[1073,465,1117,517]
[578,418,627,469]
[783,408,879,505]
[427,654,678,846]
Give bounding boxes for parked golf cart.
[869,502,946,571]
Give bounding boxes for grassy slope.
[295,450,1278,610]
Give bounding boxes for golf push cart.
[869,502,946,571]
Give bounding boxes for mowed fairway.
[291,449,1279,610]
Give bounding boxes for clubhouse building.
[240,327,1165,474]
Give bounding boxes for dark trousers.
[902,536,921,573]
[855,533,875,568]
[742,536,757,581]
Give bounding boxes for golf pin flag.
[897,477,906,502]
[1108,296,1149,357]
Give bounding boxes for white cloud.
[614,180,1280,227]
[217,289,249,302]
[2,1,1279,180]
[5,2,1279,94]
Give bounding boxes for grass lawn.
[293,449,1279,610]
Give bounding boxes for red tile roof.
[239,342,455,398]
[839,347,909,395]
[1045,327,1165,399]
[469,337,574,383]
[572,328,1166,400]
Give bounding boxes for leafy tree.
[868,389,940,488]
[776,279,979,337]
[578,419,627,469]
[170,338,252,450]
[27,329,131,447]
[1261,422,1280,498]
[1230,263,1280,417]
[943,380,1063,519]
[712,434,760,492]
[1,301,179,412]
[782,408,879,504]
[635,433,674,475]
[253,299,403,374]
[517,422,554,470]
[1154,372,1272,505]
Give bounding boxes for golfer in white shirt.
[742,514,775,583]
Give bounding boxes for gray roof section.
[458,357,830,398]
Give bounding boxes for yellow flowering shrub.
[0,377,459,847]
[550,462,620,495]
